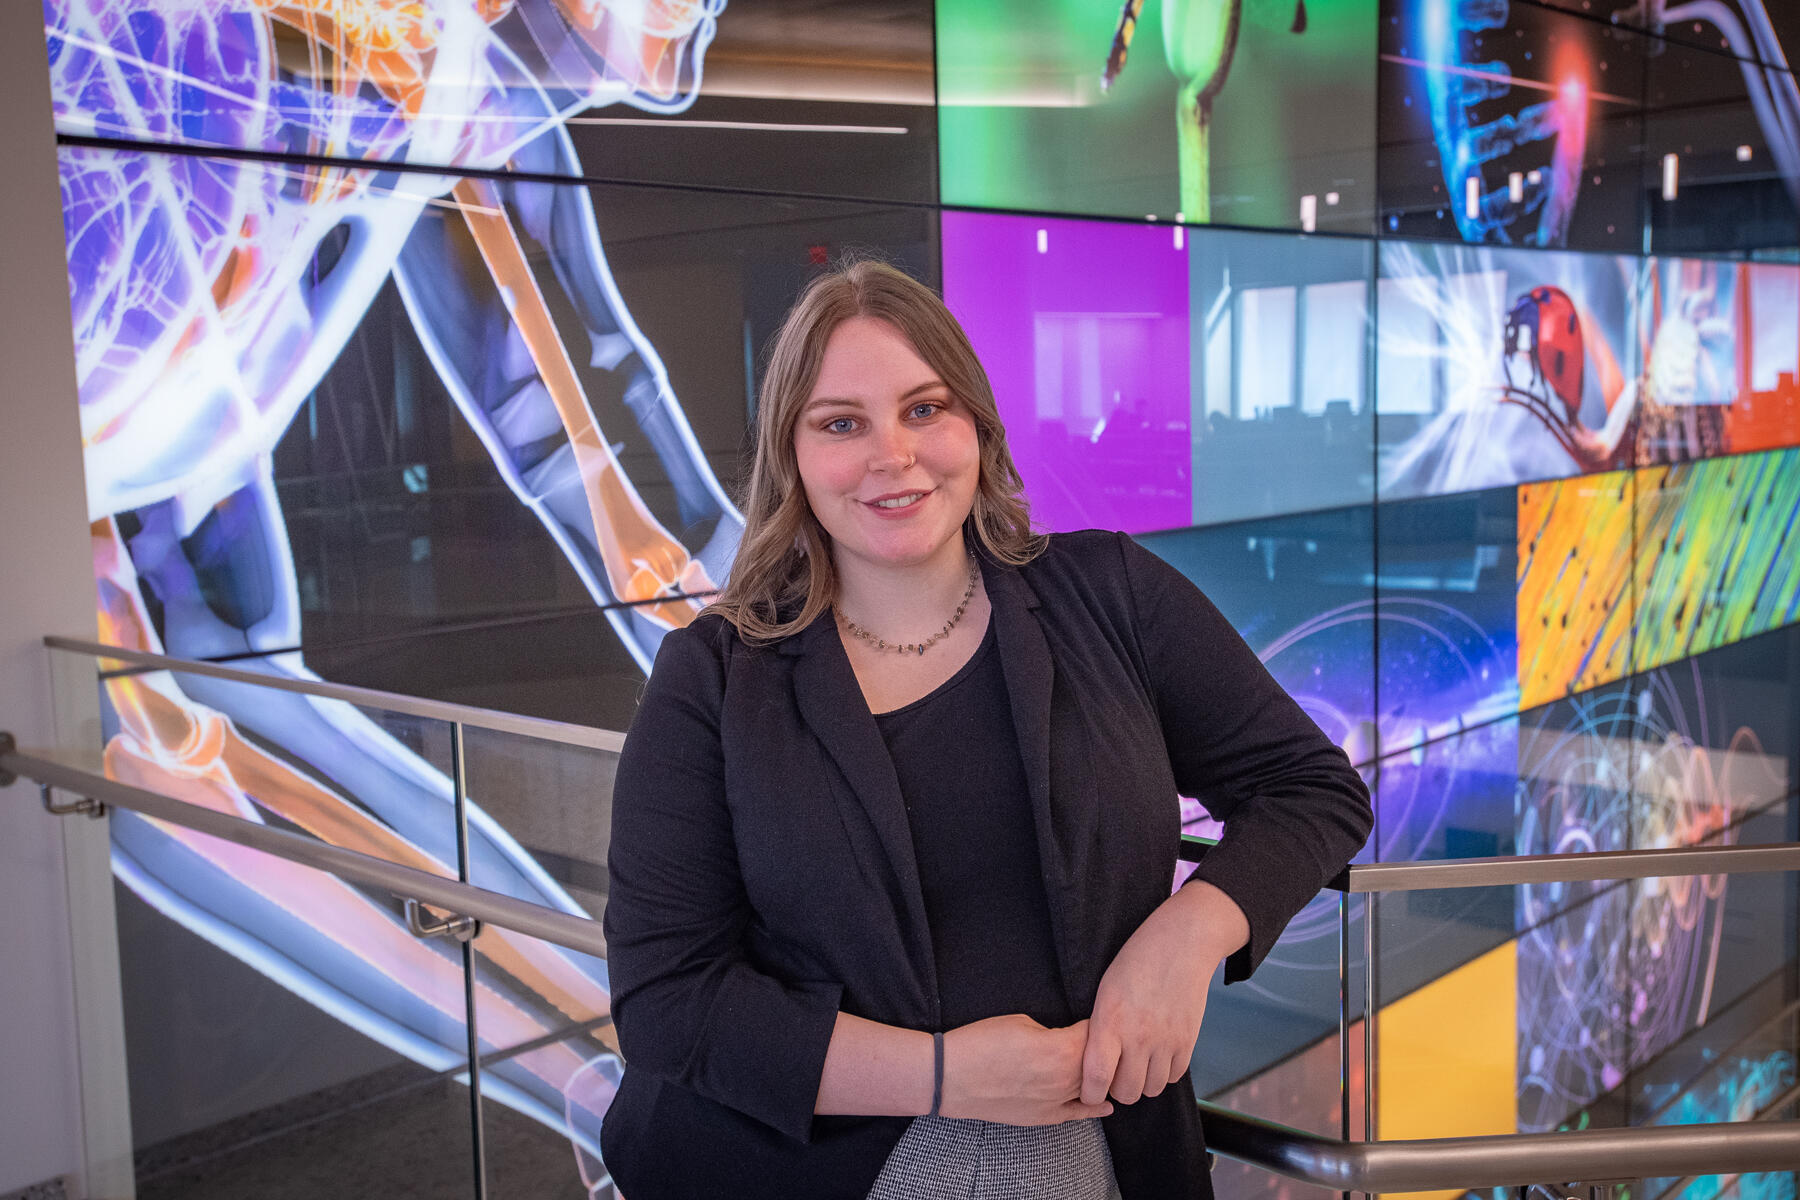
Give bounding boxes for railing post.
[1364,890,1378,1144]
[452,721,490,1200]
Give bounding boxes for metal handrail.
[1196,1102,1800,1191]
[43,634,625,754]
[6,738,1799,1190]
[45,633,1797,895]
[1335,840,1800,891]
[0,739,604,957]
[1176,834,1800,891]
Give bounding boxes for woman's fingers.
[1108,1041,1153,1105]
[1139,1053,1168,1100]
[1080,1026,1121,1107]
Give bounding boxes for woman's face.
[793,316,981,576]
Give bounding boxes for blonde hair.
[706,258,1045,643]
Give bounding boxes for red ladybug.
[1503,285,1585,414]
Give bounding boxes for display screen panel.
[942,209,1193,535]
[1376,240,1639,501]
[1136,511,1377,753]
[63,143,935,727]
[1371,485,1521,856]
[942,212,1375,533]
[1631,258,1800,462]
[1378,0,1647,251]
[1189,227,1375,525]
[936,0,1377,232]
[44,0,938,202]
[1632,446,1800,675]
[1635,625,1800,826]
[64,142,931,1196]
[1135,512,1379,1111]
[1644,33,1800,254]
[1539,0,1800,73]
[1516,469,1636,709]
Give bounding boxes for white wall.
[0,5,127,1196]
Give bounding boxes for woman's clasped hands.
[939,880,1249,1123]
[1079,879,1247,1108]
[938,1014,1113,1125]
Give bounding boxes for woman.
[600,260,1372,1199]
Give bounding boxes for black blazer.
[601,530,1372,1200]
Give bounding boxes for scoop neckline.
[870,618,997,721]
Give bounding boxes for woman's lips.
[862,488,932,517]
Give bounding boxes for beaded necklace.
[839,549,978,656]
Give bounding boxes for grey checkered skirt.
[865,1116,1121,1200]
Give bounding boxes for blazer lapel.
[981,559,1059,882]
[784,611,937,991]
[984,554,1101,1001]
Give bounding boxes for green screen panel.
[935,0,1377,232]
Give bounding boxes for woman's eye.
[825,417,856,434]
[910,402,942,419]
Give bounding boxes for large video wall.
[41,0,1800,1195]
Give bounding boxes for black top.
[874,620,1072,1030]
[602,530,1375,1200]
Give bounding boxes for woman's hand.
[1080,880,1249,1106]
[940,1014,1116,1125]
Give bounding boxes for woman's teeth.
[874,493,924,509]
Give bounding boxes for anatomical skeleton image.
[48,0,740,1188]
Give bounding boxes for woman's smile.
[865,488,933,514]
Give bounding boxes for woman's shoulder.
[1017,528,1136,583]
[1035,528,1130,561]
[1014,528,1206,627]
[648,608,800,678]
[642,611,735,684]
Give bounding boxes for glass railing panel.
[51,645,470,878]
[108,836,479,1198]
[45,643,496,1191]
[1635,967,1800,1132]
[470,922,616,1200]
[459,725,616,1198]
[1202,892,1363,1200]
[1367,867,1799,1156]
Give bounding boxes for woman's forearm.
[814,1011,934,1116]
[1169,877,1251,960]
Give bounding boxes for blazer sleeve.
[1115,532,1373,983]
[604,622,843,1142]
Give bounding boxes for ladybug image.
[1503,285,1586,416]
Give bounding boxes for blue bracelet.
[929,1031,944,1118]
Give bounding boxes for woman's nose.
[868,422,915,471]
